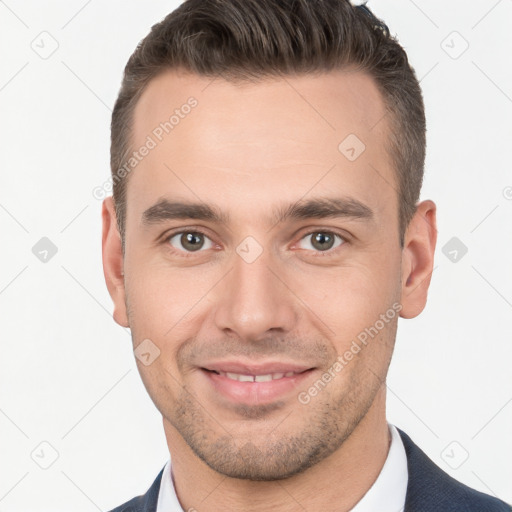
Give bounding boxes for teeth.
[255,374,272,382]
[219,371,298,382]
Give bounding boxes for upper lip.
[201,360,314,375]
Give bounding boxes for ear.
[400,200,437,319]
[102,196,129,327]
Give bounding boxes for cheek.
[125,264,214,388]
[125,261,212,336]
[294,259,401,338]
[136,358,181,421]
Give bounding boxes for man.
[101,0,510,510]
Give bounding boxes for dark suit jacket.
[109,428,511,511]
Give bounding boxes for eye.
[297,231,345,253]
[167,231,214,253]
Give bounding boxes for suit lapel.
[398,428,488,511]
[399,428,437,511]
[140,466,164,512]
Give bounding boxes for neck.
[164,386,390,512]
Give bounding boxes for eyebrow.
[141,196,374,227]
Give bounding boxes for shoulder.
[106,466,164,512]
[398,428,511,512]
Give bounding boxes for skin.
[102,68,437,511]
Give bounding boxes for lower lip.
[201,368,315,405]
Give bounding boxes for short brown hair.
[110,0,425,251]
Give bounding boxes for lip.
[199,361,316,405]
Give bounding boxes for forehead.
[132,67,388,148]
[127,68,396,227]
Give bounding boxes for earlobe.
[399,200,437,319]
[101,196,129,328]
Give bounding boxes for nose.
[212,249,298,341]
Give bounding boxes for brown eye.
[298,231,344,252]
[168,231,213,252]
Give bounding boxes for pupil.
[182,232,203,251]
[313,232,333,251]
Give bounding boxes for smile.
[200,366,316,405]
[209,370,300,382]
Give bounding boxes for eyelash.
[161,228,347,258]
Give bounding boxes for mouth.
[202,368,307,382]
[199,362,316,405]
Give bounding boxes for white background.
[1,1,511,510]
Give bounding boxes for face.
[103,68,436,480]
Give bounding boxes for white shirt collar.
[155,454,183,512]
[350,423,408,512]
[156,423,408,512]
